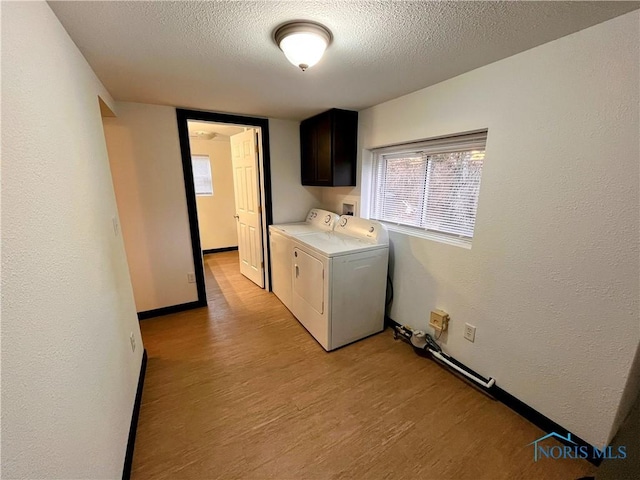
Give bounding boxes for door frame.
[176,108,273,305]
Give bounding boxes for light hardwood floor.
[133,251,594,480]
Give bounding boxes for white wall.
[103,103,199,312]
[269,119,323,223]
[323,11,639,449]
[191,138,238,250]
[2,2,144,478]
[104,106,322,312]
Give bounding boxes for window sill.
[381,223,472,249]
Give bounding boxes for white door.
[230,129,264,287]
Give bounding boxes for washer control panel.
[305,209,340,231]
[334,216,388,244]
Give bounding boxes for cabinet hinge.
[261,261,264,269]
[258,205,262,215]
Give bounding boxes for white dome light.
[274,21,332,72]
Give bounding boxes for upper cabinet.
[300,108,358,187]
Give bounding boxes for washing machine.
[290,216,389,351]
[269,209,339,310]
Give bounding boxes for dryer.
[290,216,389,351]
[269,209,339,310]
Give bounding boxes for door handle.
[295,264,299,278]
[234,214,239,219]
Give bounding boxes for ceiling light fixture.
[274,21,332,72]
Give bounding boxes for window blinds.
[192,155,213,196]
[371,131,487,239]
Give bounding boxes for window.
[192,155,213,196]
[371,131,486,245]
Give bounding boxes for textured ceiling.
[49,1,638,120]
[188,121,244,137]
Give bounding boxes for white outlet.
[112,216,119,236]
[464,323,476,343]
[187,272,196,283]
[129,332,136,352]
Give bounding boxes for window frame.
[369,130,487,248]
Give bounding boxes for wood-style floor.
[133,251,594,480]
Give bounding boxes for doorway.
[176,109,273,306]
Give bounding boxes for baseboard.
[123,349,147,480]
[385,316,401,329]
[137,300,206,320]
[386,316,602,466]
[203,246,238,255]
[491,386,602,466]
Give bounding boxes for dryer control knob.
[324,215,331,223]
[340,218,348,227]
[369,227,375,233]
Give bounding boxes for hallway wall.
[104,104,323,312]
[2,2,143,477]
[104,102,199,312]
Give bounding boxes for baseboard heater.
[391,319,496,392]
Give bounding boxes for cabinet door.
[331,109,358,186]
[315,111,332,184]
[300,118,316,185]
[300,108,357,187]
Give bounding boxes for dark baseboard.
[203,246,238,255]
[137,300,206,320]
[491,386,602,466]
[123,349,147,480]
[386,316,602,466]
[385,316,401,329]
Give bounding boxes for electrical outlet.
[187,272,196,283]
[429,310,449,332]
[464,323,476,342]
[129,332,136,352]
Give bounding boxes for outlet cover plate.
[464,323,476,342]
